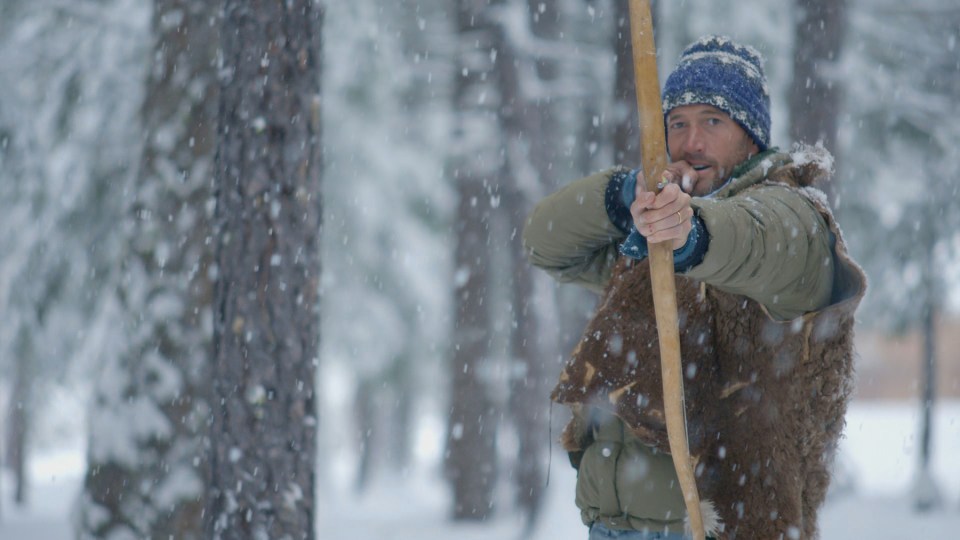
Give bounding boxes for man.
[523,36,866,539]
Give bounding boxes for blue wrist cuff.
[604,168,641,235]
[619,213,709,273]
[619,228,649,260]
[621,169,639,207]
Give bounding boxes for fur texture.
[552,157,866,539]
[693,499,725,539]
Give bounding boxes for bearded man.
[523,35,866,540]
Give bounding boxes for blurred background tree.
[76,1,217,538]
[0,0,147,513]
[839,0,960,511]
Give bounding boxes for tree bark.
[613,0,639,166]
[790,0,848,205]
[446,176,498,520]
[614,0,658,166]
[446,177,498,520]
[207,1,323,538]
[444,0,501,520]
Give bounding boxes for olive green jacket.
[523,150,834,321]
[523,150,839,533]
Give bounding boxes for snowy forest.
[0,0,959,538]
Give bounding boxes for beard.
[673,136,758,196]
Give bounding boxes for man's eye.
[705,117,722,126]
[669,121,685,130]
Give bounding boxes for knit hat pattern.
[662,35,771,151]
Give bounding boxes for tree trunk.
[77,2,217,538]
[790,0,848,206]
[207,1,323,538]
[506,210,550,527]
[613,0,638,166]
[444,1,501,521]
[446,178,498,521]
[614,0,658,166]
[6,329,31,506]
[914,233,942,511]
[355,355,417,491]
[494,0,565,526]
[353,380,376,493]
[387,353,415,471]
[446,174,498,520]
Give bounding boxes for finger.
[646,212,693,246]
[635,184,691,232]
[643,205,693,238]
[650,183,684,210]
[663,162,699,193]
[630,189,657,223]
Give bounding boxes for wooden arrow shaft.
[627,2,705,539]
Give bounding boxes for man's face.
[666,104,760,196]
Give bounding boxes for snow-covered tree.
[840,0,960,510]
[320,0,454,491]
[493,0,566,525]
[0,0,148,509]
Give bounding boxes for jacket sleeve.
[687,185,834,320]
[522,168,628,294]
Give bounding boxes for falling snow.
[1,0,959,539]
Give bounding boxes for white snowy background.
[2,0,959,538]
[2,400,959,538]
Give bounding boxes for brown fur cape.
[552,157,867,539]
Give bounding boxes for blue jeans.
[588,522,688,540]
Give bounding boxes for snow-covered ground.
[4,400,959,539]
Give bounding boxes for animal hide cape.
[552,157,867,539]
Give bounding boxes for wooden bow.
[627,1,705,538]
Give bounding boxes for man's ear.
[745,135,759,157]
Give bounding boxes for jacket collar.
[705,147,786,198]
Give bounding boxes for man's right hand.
[630,167,695,250]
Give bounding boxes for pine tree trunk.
[613,0,639,166]
[353,381,376,493]
[207,1,323,538]
[445,1,500,520]
[506,216,549,526]
[920,301,936,471]
[387,353,415,471]
[447,178,497,520]
[914,232,942,511]
[790,0,848,205]
[7,329,31,506]
[613,0,658,166]
[77,2,217,537]
[495,0,566,526]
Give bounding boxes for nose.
[681,124,706,155]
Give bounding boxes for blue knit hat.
[662,35,771,151]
